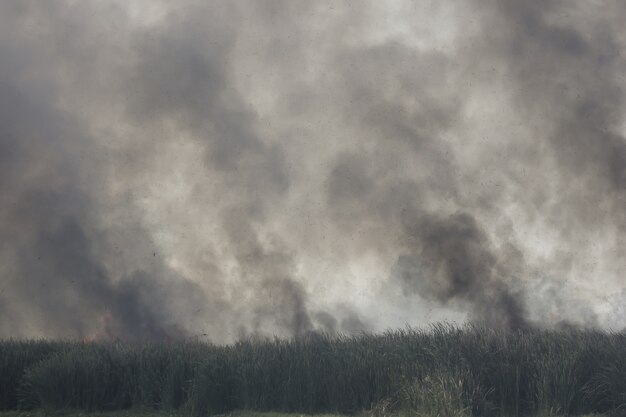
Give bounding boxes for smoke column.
[0,1,624,341]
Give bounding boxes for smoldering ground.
[0,1,624,341]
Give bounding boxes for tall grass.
[1,324,625,416]
[17,340,210,412]
[0,339,65,410]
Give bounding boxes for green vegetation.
[0,412,188,417]
[0,412,341,417]
[1,325,625,416]
[0,410,611,417]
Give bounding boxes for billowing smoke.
[0,1,624,341]
[395,211,527,328]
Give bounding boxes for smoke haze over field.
[0,1,624,341]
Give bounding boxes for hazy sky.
[1,1,624,342]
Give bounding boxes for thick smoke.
[395,212,527,329]
[0,1,624,341]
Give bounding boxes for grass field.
[1,324,625,417]
[0,412,343,417]
[0,411,611,417]
[0,412,351,417]
[0,412,339,417]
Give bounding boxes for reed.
[1,324,624,416]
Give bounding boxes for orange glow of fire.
[82,311,118,343]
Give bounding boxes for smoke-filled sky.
[1,0,625,342]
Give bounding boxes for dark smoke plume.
[0,1,625,341]
[396,212,527,329]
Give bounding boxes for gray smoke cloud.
[0,0,624,341]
